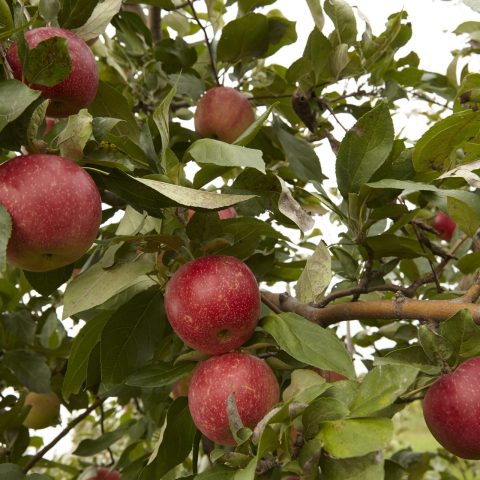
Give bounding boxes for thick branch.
[455,272,480,304]
[23,397,106,473]
[262,291,480,328]
[149,7,162,42]
[186,0,220,85]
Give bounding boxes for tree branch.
[262,291,480,328]
[149,7,162,42]
[186,0,220,86]
[455,272,480,303]
[23,397,106,473]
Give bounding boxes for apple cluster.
[0,28,102,272]
[164,256,280,445]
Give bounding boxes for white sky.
[37,0,480,465]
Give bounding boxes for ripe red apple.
[7,27,99,117]
[0,154,102,272]
[87,467,121,480]
[432,211,456,241]
[23,392,60,429]
[423,356,480,459]
[164,256,260,354]
[194,87,255,143]
[188,353,280,445]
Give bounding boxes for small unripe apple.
[87,467,121,480]
[23,392,60,429]
[194,87,255,143]
[423,356,480,459]
[432,211,456,241]
[0,154,102,272]
[164,256,261,354]
[7,27,99,117]
[188,353,280,445]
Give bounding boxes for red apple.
[87,467,121,480]
[7,27,99,117]
[186,206,237,222]
[164,256,260,354]
[23,392,60,429]
[423,356,480,459]
[188,353,280,445]
[432,211,456,241]
[194,87,255,143]
[314,368,347,382]
[0,154,102,272]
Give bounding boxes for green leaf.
[306,0,325,31]
[418,324,454,362]
[265,15,297,57]
[349,365,418,417]
[24,263,74,296]
[324,0,357,45]
[126,362,195,388]
[237,0,275,13]
[274,125,323,183]
[0,205,11,272]
[100,289,166,386]
[39,0,60,25]
[63,253,156,318]
[320,452,385,480]
[3,350,51,392]
[234,103,276,146]
[74,423,132,456]
[374,345,441,375]
[366,234,429,259]
[0,0,13,34]
[319,418,393,458]
[57,109,92,161]
[140,398,196,479]
[457,251,480,274]
[303,397,350,439]
[336,103,394,198]
[261,313,355,379]
[277,176,315,232]
[88,81,139,140]
[217,13,270,63]
[413,110,480,172]
[440,309,480,359]
[63,312,110,399]
[187,139,266,173]
[24,36,72,87]
[0,464,24,480]
[58,0,96,29]
[152,85,175,169]
[0,80,41,134]
[295,241,331,304]
[72,0,123,41]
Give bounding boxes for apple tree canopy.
[1,0,480,478]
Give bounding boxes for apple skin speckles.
[423,356,480,459]
[188,353,280,446]
[0,154,102,272]
[164,256,260,355]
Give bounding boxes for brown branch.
[149,7,162,42]
[261,293,282,314]
[186,0,220,86]
[262,291,480,328]
[455,272,480,303]
[23,397,106,473]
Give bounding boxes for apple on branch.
[87,467,121,480]
[432,211,456,241]
[423,356,480,459]
[164,255,261,354]
[7,27,99,118]
[194,86,255,143]
[23,392,61,430]
[188,352,280,445]
[0,154,102,272]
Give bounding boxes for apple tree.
[1,0,480,478]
